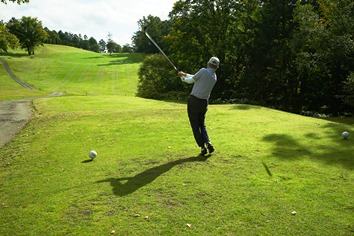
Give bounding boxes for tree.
[137,54,188,100]
[289,0,354,114]
[342,73,354,112]
[136,0,353,115]
[106,33,121,55]
[80,39,90,50]
[88,37,99,52]
[44,27,60,44]
[98,39,106,52]
[132,15,171,54]
[237,0,297,109]
[106,39,121,55]
[1,0,29,4]
[122,44,134,53]
[166,0,243,100]
[6,16,48,55]
[0,21,19,52]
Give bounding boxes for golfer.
[178,57,220,155]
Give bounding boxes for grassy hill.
[0,44,144,100]
[0,45,353,235]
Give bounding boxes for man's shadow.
[96,155,210,196]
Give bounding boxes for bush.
[343,72,354,110]
[137,54,189,100]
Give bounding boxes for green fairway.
[0,45,353,235]
[0,60,47,100]
[0,44,144,100]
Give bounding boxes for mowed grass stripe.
[0,44,144,97]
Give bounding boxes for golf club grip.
[144,32,179,72]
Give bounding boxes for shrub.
[137,54,189,100]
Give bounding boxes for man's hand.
[179,71,195,84]
[178,71,187,77]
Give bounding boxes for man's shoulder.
[196,68,209,75]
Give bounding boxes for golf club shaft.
[144,31,179,72]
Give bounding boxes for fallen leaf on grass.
[186,223,192,228]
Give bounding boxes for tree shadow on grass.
[263,122,354,169]
[263,134,313,160]
[81,53,144,66]
[0,52,28,58]
[96,155,210,196]
[97,60,127,66]
[232,104,263,110]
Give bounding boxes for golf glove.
[180,74,195,84]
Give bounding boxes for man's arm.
[178,71,195,84]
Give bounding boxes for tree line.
[0,0,128,54]
[1,16,133,55]
[44,28,133,54]
[134,0,354,116]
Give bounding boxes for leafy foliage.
[1,0,29,4]
[137,0,353,115]
[288,0,354,114]
[342,73,354,109]
[6,16,48,55]
[131,15,171,54]
[106,40,120,54]
[0,21,19,52]
[137,54,189,100]
[167,0,242,100]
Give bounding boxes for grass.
[0,45,353,235]
[0,61,47,100]
[0,44,144,101]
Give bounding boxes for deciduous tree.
[167,0,244,100]
[0,21,19,52]
[132,15,170,54]
[6,16,48,55]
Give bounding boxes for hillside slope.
[0,44,144,100]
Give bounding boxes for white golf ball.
[89,150,97,159]
[342,131,350,139]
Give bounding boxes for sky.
[1,0,177,45]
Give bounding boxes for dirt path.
[0,98,34,148]
[0,58,63,148]
[0,58,36,90]
[0,93,64,149]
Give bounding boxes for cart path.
[0,93,64,149]
[0,58,37,90]
[0,58,63,148]
[0,98,33,148]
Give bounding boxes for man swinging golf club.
[178,57,220,156]
[142,27,219,155]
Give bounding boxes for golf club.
[143,26,179,72]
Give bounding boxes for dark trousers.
[187,95,210,147]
